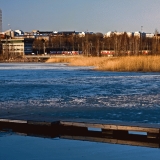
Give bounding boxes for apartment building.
[1,38,34,59]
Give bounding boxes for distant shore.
[46,56,160,72]
[0,57,46,63]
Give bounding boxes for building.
[134,31,140,37]
[146,33,154,38]
[104,31,124,37]
[56,31,75,36]
[1,38,34,59]
[14,30,24,36]
[3,29,15,38]
[35,35,49,41]
[0,32,5,39]
[76,32,85,37]
[126,32,133,37]
[0,9,2,32]
[104,31,114,37]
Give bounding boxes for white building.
[104,31,133,37]
[146,33,154,38]
[78,32,85,37]
[134,31,141,37]
[126,32,133,37]
[14,30,24,36]
[115,32,124,36]
[104,31,114,37]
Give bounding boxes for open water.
[0,63,160,160]
[0,63,160,123]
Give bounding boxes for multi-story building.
[1,38,34,60]
[4,29,15,38]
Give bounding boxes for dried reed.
[46,56,160,72]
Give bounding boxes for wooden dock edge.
[0,118,160,148]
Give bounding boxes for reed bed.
[46,56,160,72]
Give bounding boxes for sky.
[0,0,160,33]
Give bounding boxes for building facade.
[0,9,2,32]
[1,38,34,60]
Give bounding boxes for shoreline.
[1,55,160,72]
[46,56,160,72]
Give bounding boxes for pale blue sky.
[1,0,160,33]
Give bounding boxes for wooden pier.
[0,118,160,148]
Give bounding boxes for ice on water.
[0,63,160,123]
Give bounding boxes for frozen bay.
[0,63,160,159]
[0,63,160,123]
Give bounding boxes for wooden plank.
[0,119,27,124]
[0,119,10,122]
[102,124,118,130]
[60,120,160,134]
[86,123,104,128]
[1,118,160,129]
[1,118,160,142]
[71,122,87,128]
[60,121,115,129]
[8,120,27,124]
[117,125,159,133]
[27,121,52,126]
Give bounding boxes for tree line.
[32,32,160,56]
[1,32,160,58]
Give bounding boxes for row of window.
[3,44,32,47]
[3,45,24,46]
[3,48,32,50]
[3,48,24,51]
